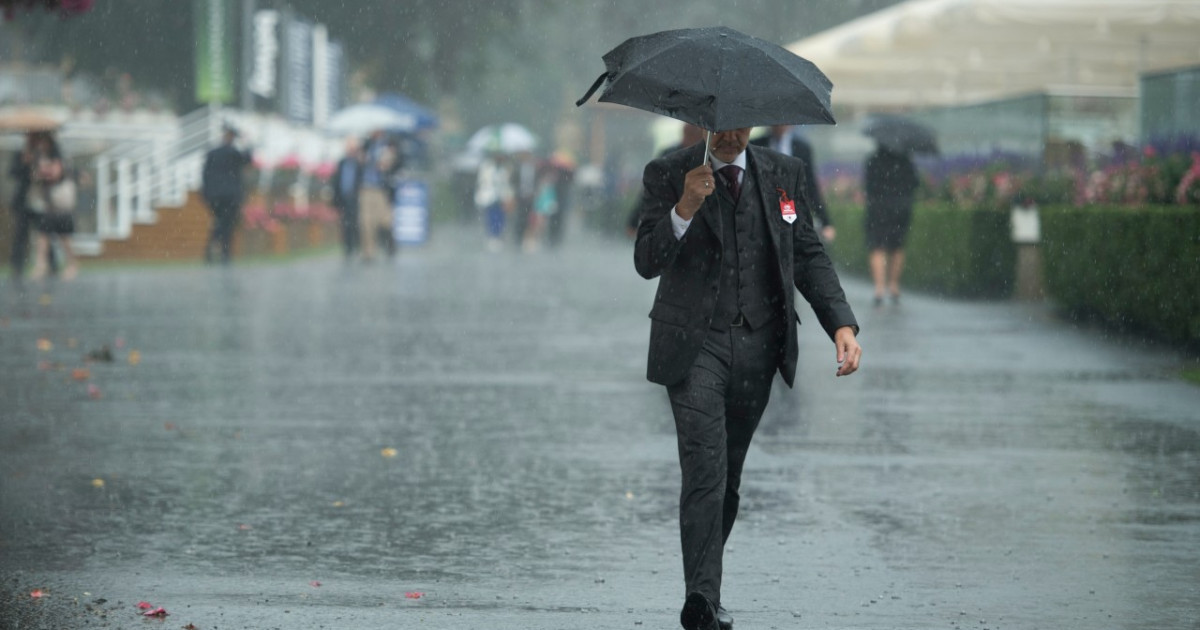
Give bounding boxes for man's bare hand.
[834,326,861,377]
[676,164,716,220]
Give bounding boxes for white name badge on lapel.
[777,188,797,224]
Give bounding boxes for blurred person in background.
[358,130,398,263]
[863,145,919,306]
[475,151,513,252]
[510,150,539,248]
[26,131,78,281]
[8,132,50,283]
[201,126,253,265]
[332,138,365,261]
[752,125,834,242]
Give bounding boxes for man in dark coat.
[332,138,365,260]
[634,128,862,630]
[201,126,252,264]
[751,125,835,242]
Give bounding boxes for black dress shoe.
[680,592,719,630]
[717,604,733,630]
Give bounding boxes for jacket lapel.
[747,146,783,255]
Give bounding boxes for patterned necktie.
[719,164,742,202]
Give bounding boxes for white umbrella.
[326,103,418,136]
[466,123,537,154]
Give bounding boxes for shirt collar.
[708,149,747,173]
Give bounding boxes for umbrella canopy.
[374,93,439,131]
[863,115,938,155]
[466,123,537,155]
[327,103,420,136]
[576,26,835,131]
[0,109,62,133]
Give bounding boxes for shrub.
[827,201,1014,298]
[1041,204,1200,344]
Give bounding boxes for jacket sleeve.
[790,169,858,339]
[633,158,687,279]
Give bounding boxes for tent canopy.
[787,0,1200,109]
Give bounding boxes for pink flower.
[136,601,154,610]
[142,607,168,618]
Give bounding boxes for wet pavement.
[1,230,1198,630]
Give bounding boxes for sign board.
[393,180,430,245]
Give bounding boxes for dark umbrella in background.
[576,26,836,164]
[863,115,939,155]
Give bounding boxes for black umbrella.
[863,115,939,155]
[576,26,836,135]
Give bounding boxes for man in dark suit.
[201,126,253,264]
[751,125,835,242]
[634,127,861,630]
[332,139,365,260]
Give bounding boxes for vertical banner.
[311,24,329,127]
[326,39,345,116]
[283,16,314,124]
[194,0,235,104]
[247,9,280,110]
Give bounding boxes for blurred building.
[787,0,1200,160]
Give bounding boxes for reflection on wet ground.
[1,231,1198,628]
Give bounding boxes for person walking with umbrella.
[861,116,935,306]
[581,27,862,630]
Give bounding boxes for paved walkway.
[1,230,1198,629]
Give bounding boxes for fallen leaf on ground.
[114,337,125,349]
[136,601,154,610]
[237,523,252,531]
[37,360,52,371]
[72,368,91,381]
[164,422,177,431]
[143,607,168,617]
[87,384,101,399]
[331,501,345,507]
[128,350,142,366]
[67,338,78,348]
[405,592,423,599]
[37,338,53,351]
[381,447,398,458]
[91,478,105,488]
[30,589,46,598]
[309,581,322,587]
[38,294,51,306]
[183,624,198,630]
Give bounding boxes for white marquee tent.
[788,0,1200,110]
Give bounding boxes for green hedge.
[826,201,1015,298]
[1041,204,1200,344]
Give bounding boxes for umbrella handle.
[575,72,609,107]
[702,131,712,166]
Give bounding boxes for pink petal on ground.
[237,523,252,531]
[136,601,153,609]
[310,581,322,587]
[142,606,168,617]
[405,591,423,599]
[87,384,101,399]
[30,589,46,598]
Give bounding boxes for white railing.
[78,105,219,242]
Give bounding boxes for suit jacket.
[750,134,831,227]
[634,143,857,388]
[332,155,365,213]
[202,144,252,203]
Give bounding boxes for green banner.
[194,0,234,103]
